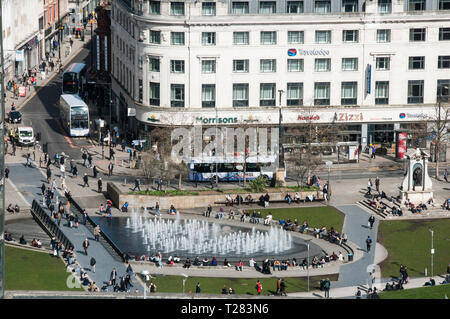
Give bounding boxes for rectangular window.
[233,32,249,45]
[437,79,450,102]
[439,28,450,41]
[232,2,249,14]
[343,30,359,43]
[314,58,331,72]
[202,32,216,45]
[170,60,185,73]
[233,83,249,106]
[138,79,143,103]
[341,82,357,105]
[260,31,277,44]
[315,0,331,13]
[287,1,304,13]
[259,1,276,13]
[233,59,249,72]
[439,0,450,10]
[260,83,276,106]
[260,59,276,72]
[150,82,160,106]
[376,57,390,70]
[408,56,425,70]
[410,28,426,41]
[376,29,391,43]
[202,60,216,73]
[287,82,303,106]
[342,58,358,71]
[314,82,330,106]
[408,80,424,104]
[288,31,304,44]
[315,30,331,43]
[378,0,391,13]
[149,57,160,72]
[171,2,185,15]
[150,1,161,14]
[342,0,358,12]
[408,0,426,11]
[375,81,389,104]
[438,55,450,69]
[287,59,304,72]
[150,30,161,44]
[171,32,185,45]
[202,84,216,108]
[202,2,216,15]
[171,84,185,107]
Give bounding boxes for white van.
[15,126,35,146]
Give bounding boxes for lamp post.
[215,107,218,186]
[181,273,189,294]
[429,228,434,278]
[278,89,284,169]
[141,270,149,299]
[304,238,312,292]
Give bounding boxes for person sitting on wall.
[121,202,129,213]
[285,193,292,205]
[19,235,27,245]
[225,194,233,206]
[264,213,273,225]
[294,192,301,203]
[235,194,243,205]
[183,258,191,269]
[6,203,14,213]
[245,194,254,204]
[168,205,176,215]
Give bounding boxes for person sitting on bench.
[245,194,254,204]
[225,194,233,206]
[306,194,315,202]
[235,194,243,205]
[264,213,273,225]
[294,192,301,203]
[264,193,270,207]
[285,193,292,205]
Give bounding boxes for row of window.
[147,80,450,108]
[148,28,450,45]
[148,56,450,74]
[143,0,450,16]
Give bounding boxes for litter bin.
[348,253,353,262]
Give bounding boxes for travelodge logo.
[399,113,406,119]
[287,49,297,57]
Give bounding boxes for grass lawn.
[4,245,84,291]
[379,284,450,299]
[251,206,345,233]
[144,274,339,295]
[378,219,450,278]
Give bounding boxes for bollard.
[424,267,427,277]
[124,178,127,185]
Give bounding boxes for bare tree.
[170,160,190,190]
[429,99,450,180]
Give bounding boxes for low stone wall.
[107,182,323,210]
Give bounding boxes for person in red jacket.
[256,280,262,295]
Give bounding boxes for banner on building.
[365,64,372,95]
[396,132,407,159]
[104,36,108,71]
[96,35,100,71]
[15,50,24,62]
[18,86,26,97]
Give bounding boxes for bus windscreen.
[63,72,78,94]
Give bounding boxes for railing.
[30,200,73,249]
[65,194,126,262]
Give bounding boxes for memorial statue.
[413,167,423,190]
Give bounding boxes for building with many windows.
[111,0,450,155]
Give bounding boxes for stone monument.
[400,148,433,205]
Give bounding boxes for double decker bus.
[59,94,90,137]
[62,62,87,95]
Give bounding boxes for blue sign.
[287,49,297,56]
[365,64,372,94]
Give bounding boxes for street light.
[181,273,189,294]
[141,269,149,299]
[304,238,312,292]
[278,90,285,169]
[325,161,332,201]
[429,228,434,277]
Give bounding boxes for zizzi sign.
[288,48,330,56]
[336,113,364,122]
[195,117,238,124]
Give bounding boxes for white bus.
[188,155,277,182]
[62,62,87,95]
[59,94,90,137]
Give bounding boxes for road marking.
[5,177,32,207]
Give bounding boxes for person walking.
[47,167,52,183]
[256,280,262,295]
[82,152,87,166]
[83,173,89,187]
[109,147,115,161]
[279,279,287,296]
[87,153,93,168]
[368,215,376,230]
[366,235,373,253]
[133,178,141,192]
[323,278,330,298]
[82,209,88,225]
[90,257,96,273]
[98,178,103,193]
[196,282,201,294]
[108,162,114,176]
[4,167,10,179]
[444,169,449,183]
[375,176,380,193]
[110,268,118,286]
[93,165,98,178]
[366,178,372,196]
[94,225,101,241]
[82,238,89,255]
[275,278,281,295]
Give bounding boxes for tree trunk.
[243,159,247,188]
[178,173,182,190]
[435,141,440,180]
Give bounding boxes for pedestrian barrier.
[30,199,73,249]
[65,194,126,262]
